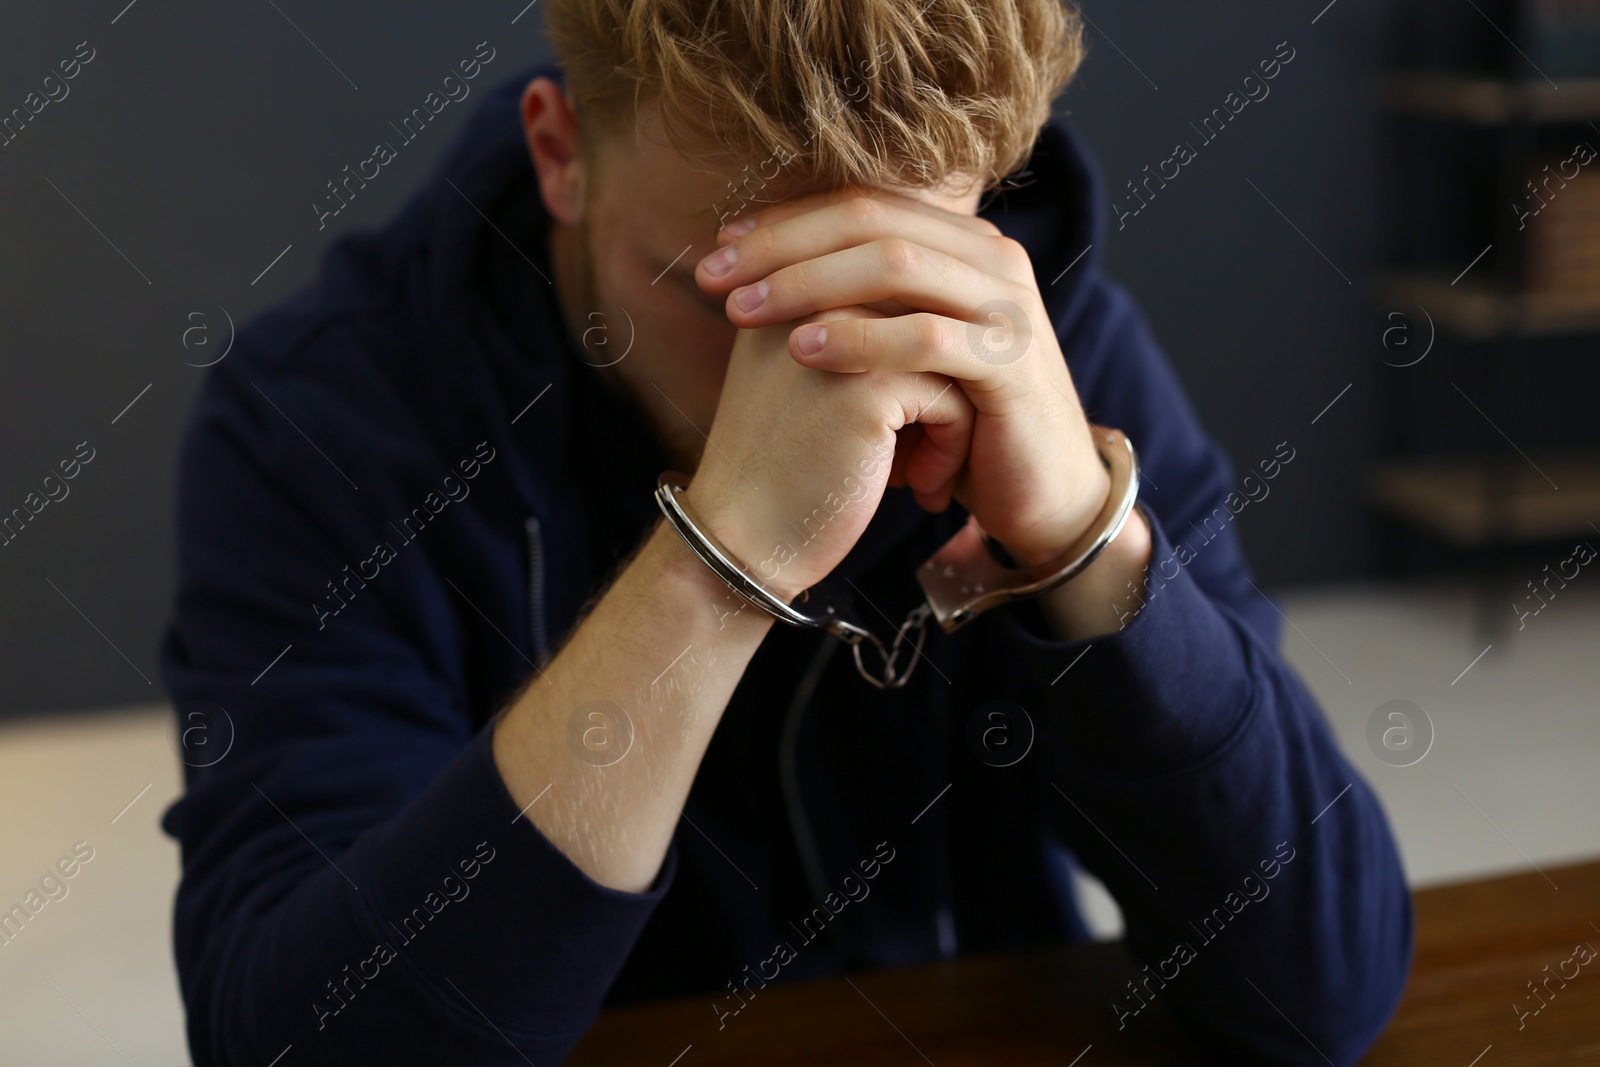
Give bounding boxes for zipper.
[524,515,550,661]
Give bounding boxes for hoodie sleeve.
[977,280,1412,1065]
[160,356,670,1066]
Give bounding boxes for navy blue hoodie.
[161,62,1411,1065]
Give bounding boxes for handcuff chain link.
[850,603,932,690]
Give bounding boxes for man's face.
[552,108,982,470]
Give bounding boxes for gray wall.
[1063,0,1387,585]
[0,1,1385,717]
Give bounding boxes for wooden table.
[568,860,1600,1066]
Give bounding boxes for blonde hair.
[544,0,1084,198]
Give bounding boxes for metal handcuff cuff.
[654,426,1141,690]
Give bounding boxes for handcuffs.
[655,425,1141,689]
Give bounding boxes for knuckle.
[868,380,905,424]
[779,258,815,301]
[846,316,877,355]
[909,313,946,353]
[991,234,1031,273]
[744,224,780,265]
[878,237,921,278]
[842,196,881,230]
[1003,280,1039,314]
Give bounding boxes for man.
[162,1,1411,1063]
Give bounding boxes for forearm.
[492,517,774,892]
[1056,681,1409,1064]
[992,512,1409,1060]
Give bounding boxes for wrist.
[1008,445,1115,570]
[1036,504,1153,641]
[645,517,783,635]
[675,483,810,604]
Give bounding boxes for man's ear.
[522,76,586,227]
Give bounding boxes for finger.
[715,185,1001,249]
[890,373,974,510]
[699,192,1023,294]
[791,311,1038,396]
[724,238,1034,336]
[799,301,896,326]
[888,426,963,513]
[910,450,960,513]
[805,310,976,506]
[887,423,923,489]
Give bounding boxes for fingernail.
[702,245,739,277]
[797,324,827,355]
[734,280,769,312]
[721,216,757,238]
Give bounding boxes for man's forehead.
[599,125,977,236]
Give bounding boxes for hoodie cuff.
[990,511,1257,783]
[345,725,672,1043]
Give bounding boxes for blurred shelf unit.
[1371,455,1600,546]
[1380,274,1600,338]
[1375,0,1600,633]
[1383,73,1600,124]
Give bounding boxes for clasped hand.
[691,188,1112,594]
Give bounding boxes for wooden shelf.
[1380,273,1600,339]
[1384,71,1600,123]
[1371,455,1600,546]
